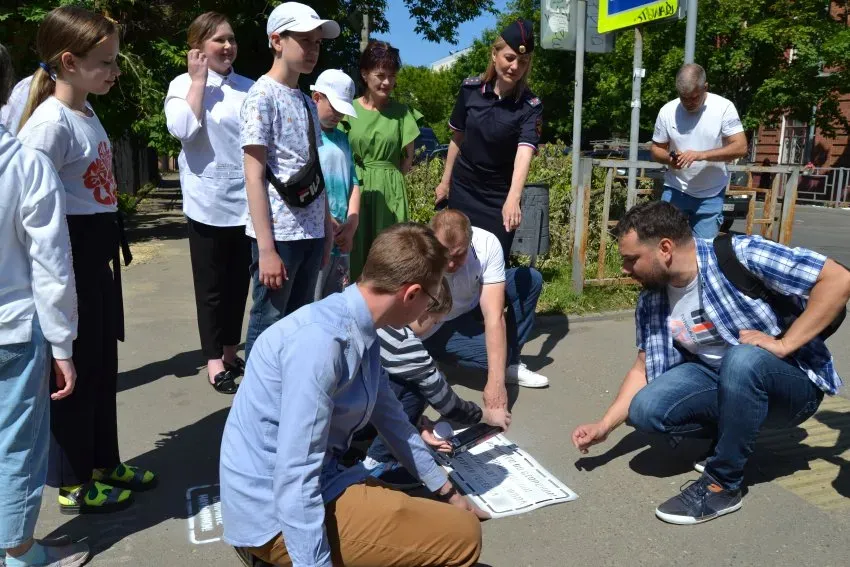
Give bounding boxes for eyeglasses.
[422,287,440,311]
[407,282,440,310]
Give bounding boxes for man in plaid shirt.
[571,201,850,525]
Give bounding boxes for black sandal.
[224,356,246,377]
[210,370,238,394]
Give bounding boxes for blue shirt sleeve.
[274,326,345,567]
[369,366,448,492]
[736,235,826,297]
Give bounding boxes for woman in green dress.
[341,40,421,279]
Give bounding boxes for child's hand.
[482,407,511,432]
[334,221,356,254]
[418,416,452,453]
[259,249,287,289]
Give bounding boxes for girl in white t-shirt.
[17,6,155,516]
[165,12,253,395]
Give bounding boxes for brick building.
[751,3,849,168]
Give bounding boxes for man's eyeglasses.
[422,287,440,311]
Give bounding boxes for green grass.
[536,260,640,316]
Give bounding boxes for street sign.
[597,0,680,33]
[541,0,615,53]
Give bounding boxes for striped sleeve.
[378,326,482,425]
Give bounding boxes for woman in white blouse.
[165,12,253,394]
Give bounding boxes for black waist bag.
[713,233,846,340]
[265,94,325,208]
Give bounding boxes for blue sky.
[374,0,509,68]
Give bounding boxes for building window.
[781,118,808,164]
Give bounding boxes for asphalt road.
[27,196,850,566]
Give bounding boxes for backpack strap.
[713,234,801,321]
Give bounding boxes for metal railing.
[791,166,850,208]
[570,158,803,293]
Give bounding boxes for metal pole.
[360,13,370,52]
[626,26,643,210]
[570,0,587,195]
[684,0,698,64]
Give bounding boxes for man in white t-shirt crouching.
[422,210,548,415]
[650,63,748,238]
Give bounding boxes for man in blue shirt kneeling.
[220,222,486,567]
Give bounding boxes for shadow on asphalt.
[442,366,522,412]
[46,407,230,559]
[125,187,188,244]
[117,348,206,393]
[574,431,706,478]
[526,314,570,371]
[747,411,850,500]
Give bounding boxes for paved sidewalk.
[30,190,850,566]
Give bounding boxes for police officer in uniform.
[435,19,543,259]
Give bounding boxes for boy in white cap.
[240,2,341,360]
[311,69,361,299]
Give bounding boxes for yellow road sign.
[597,0,680,33]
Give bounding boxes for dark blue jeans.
[423,267,543,369]
[366,380,428,464]
[245,237,323,360]
[628,345,824,490]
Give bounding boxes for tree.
[0,0,495,155]
[391,0,850,146]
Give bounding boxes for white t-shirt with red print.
[17,96,118,215]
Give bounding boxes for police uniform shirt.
[448,76,543,184]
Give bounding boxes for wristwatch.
[436,485,458,502]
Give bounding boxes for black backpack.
[713,234,846,341]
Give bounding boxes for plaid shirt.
[636,235,842,395]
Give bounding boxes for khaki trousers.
[245,480,482,567]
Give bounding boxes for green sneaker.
[58,481,133,515]
[93,462,157,491]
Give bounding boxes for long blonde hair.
[481,36,533,101]
[18,6,118,130]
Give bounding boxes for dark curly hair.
[615,201,692,244]
[359,40,401,80]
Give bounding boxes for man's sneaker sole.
[505,376,550,388]
[694,461,706,474]
[655,500,742,525]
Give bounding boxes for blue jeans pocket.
[0,342,28,369]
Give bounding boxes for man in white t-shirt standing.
[650,63,748,238]
[422,210,548,415]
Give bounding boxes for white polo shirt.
[421,226,506,340]
[653,92,744,198]
[165,69,253,227]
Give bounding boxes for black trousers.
[48,214,122,487]
[187,218,251,360]
[449,166,515,261]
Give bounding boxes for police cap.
[500,19,535,55]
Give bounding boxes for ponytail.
[16,6,118,130]
[18,66,56,131]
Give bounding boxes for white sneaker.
[506,363,549,388]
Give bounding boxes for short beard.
[638,263,671,291]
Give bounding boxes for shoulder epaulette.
[462,76,482,87]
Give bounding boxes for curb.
[536,308,634,328]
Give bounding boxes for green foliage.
[394,66,458,142]
[0,0,495,156]
[391,0,850,146]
